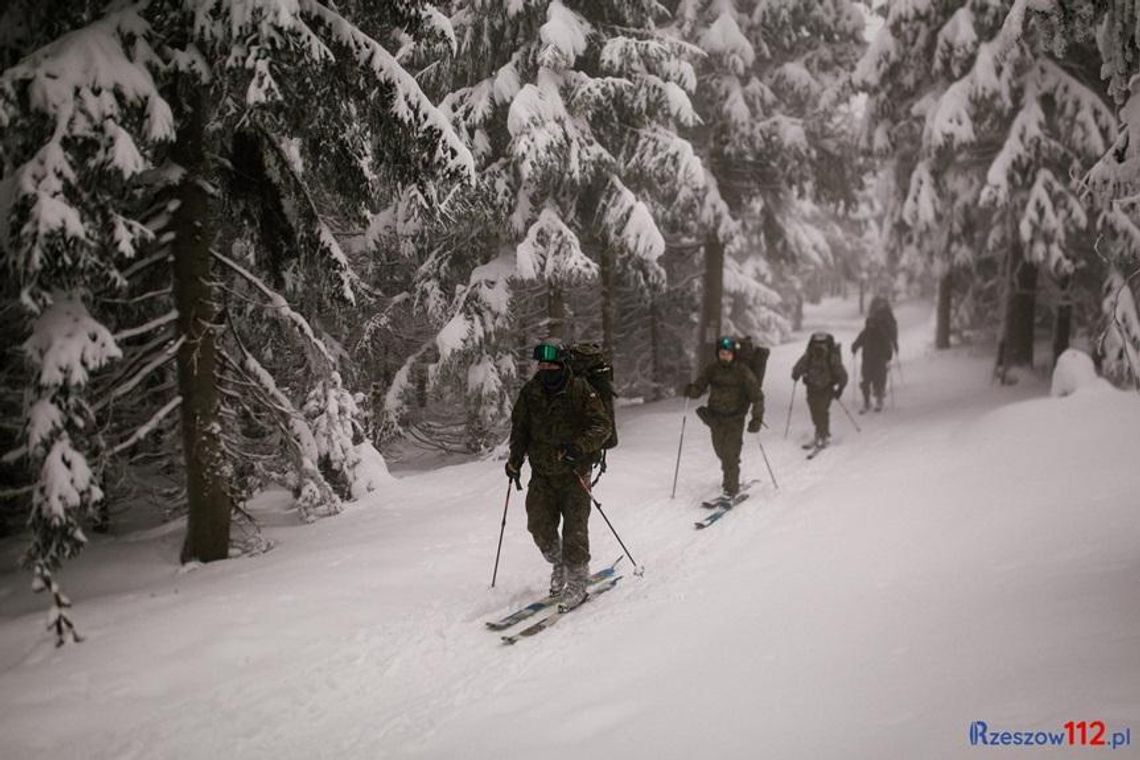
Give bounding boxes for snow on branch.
[516,205,598,285]
[539,0,591,68]
[112,396,181,455]
[599,175,666,266]
[232,342,341,521]
[214,249,336,367]
[260,131,359,303]
[297,0,475,180]
[1101,268,1140,389]
[0,7,173,296]
[113,310,177,342]
[24,296,122,390]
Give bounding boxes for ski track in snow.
[1,297,1138,760]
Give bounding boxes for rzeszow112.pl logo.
[970,720,1132,750]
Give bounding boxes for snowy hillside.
[1,298,1138,760]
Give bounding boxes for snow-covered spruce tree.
[669,0,864,363]
[855,0,970,349]
[376,0,704,446]
[1026,0,1140,387]
[859,0,1116,367]
[0,1,473,641]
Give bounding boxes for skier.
[851,296,899,413]
[684,336,765,497]
[791,332,847,449]
[505,342,612,610]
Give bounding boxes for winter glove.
[747,417,762,433]
[684,383,700,399]
[833,386,844,400]
[560,443,584,464]
[505,461,522,490]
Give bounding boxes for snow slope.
[1,298,1138,760]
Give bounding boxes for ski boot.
[558,564,590,612]
[543,543,565,596]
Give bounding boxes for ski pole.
[894,353,904,385]
[576,472,644,576]
[835,397,862,433]
[850,352,858,405]
[784,380,797,439]
[757,438,779,490]
[670,396,690,499]
[491,476,520,588]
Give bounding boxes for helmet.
[717,336,737,353]
[532,342,564,362]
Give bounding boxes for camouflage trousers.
[860,360,888,403]
[805,386,833,438]
[525,471,591,568]
[702,412,745,493]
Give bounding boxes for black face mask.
[539,366,568,393]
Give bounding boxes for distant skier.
[505,342,612,610]
[791,332,847,449]
[852,296,899,413]
[684,336,765,497]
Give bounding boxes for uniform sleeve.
[574,381,612,453]
[852,329,865,353]
[742,366,764,420]
[792,354,806,381]
[508,389,530,468]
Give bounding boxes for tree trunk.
[1004,238,1038,368]
[174,83,234,563]
[1052,276,1073,368]
[648,291,662,399]
[697,230,724,365]
[548,285,566,340]
[599,244,616,352]
[935,271,953,349]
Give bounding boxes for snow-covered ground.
[2,297,1138,760]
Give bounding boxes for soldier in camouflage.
[852,296,898,413]
[791,332,847,448]
[505,343,612,610]
[685,336,765,497]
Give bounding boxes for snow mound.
[1051,348,1104,397]
[349,441,395,498]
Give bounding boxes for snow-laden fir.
[1,298,1137,759]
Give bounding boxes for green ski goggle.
[532,343,561,362]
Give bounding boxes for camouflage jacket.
[792,344,848,391]
[855,306,898,359]
[508,375,612,477]
[687,360,764,419]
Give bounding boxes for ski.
[500,576,623,645]
[699,479,759,509]
[485,561,620,631]
[806,443,827,460]
[694,493,751,529]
